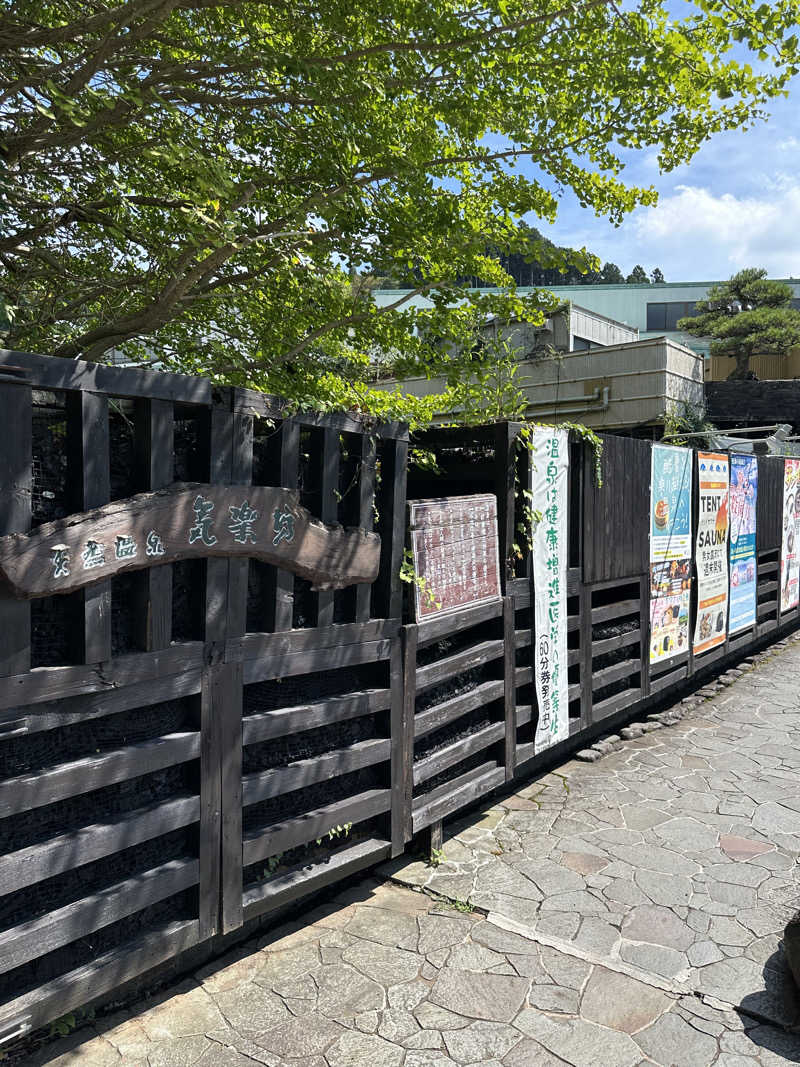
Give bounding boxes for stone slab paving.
[20,639,800,1067]
[24,880,799,1067]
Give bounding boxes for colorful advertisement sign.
[728,454,758,634]
[780,458,800,612]
[693,453,729,655]
[530,427,569,753]
[650,444,692,664]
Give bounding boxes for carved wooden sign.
[0,483,380,599]
[408,494,501,621]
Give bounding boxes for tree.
[626,265,650,284]
[678,269,800,379]
[1,2,799,414]
[651,268,666,284]
[600,263,625,285]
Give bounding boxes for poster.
[408,495,501,620]
[780,458,800,612]
[693,453,729,654]
[649,444,692,664]
[728,454,758,634]
[530,427,569,752]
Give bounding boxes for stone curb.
[575,630,800,763]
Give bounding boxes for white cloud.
[629,183,800,278]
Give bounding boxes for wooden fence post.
[502,596,516,781]
[199,392,253,938]
[66,390,111,664]
[0,368,31,677]
[265,419,300,632]
[134,398,174,650]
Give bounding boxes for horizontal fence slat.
[415,639,505,692]
[0,645,205,712]
[591,686,642,720]
[0,732,200,818]
[232,620,399,662]
[413,722,504,786]
[591,658,641,691]
[648,666,690,693]
[0,859,199,975]
[242,789,391,865]
[515,629,532,650]
[243,739,391,806]
[515,665,533,688]
[242,639,392,685]
[0,796,200,895]
[0,920,201,1036]
[412,765,505,833]
[516,704,533,728]
[0,349,211,405]
[243,689,392,746]
[590,599,641,625]
[0,670,203,736]
[242,838,391,921]
[414,679,504,739]
[415,599,503,648]
[591,629,642,658]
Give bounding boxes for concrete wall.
[480,303,637,357]
[377,336,704,431]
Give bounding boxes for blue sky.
[532,85,800,283]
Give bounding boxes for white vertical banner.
[530,426,570,753]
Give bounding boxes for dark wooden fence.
[0,350,796,1042]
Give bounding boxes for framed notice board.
[408,494,501,621]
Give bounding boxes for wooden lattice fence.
[0,349,797,1041]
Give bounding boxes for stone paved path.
[25,639,800,1066]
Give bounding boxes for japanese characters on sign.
[408,494,501,621]
[0,483,379,600]
[780,458,800,612]
[49,494,270,582]
[530,426,569,753]
[728,454,758,634]
[650,444,692,664]
[693,453,729,655]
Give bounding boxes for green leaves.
[2,0,800,416]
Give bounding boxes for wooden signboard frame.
[0,483,381,598]
[408,494,501,622]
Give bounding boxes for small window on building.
[647,300,699,332]
[646,303,667,331]
[665,302,689,330]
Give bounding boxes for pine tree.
[678,268,800,378]
[626,265,650,284]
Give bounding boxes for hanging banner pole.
[530,426,570,753]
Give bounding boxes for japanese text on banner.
[693,452,729,655]
[530,427,569,753]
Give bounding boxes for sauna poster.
[781,458,800,612]
[693,453,729,655]
[650,444,692,663]
[728,454,758,634]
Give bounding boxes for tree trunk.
[727,349,756,380]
